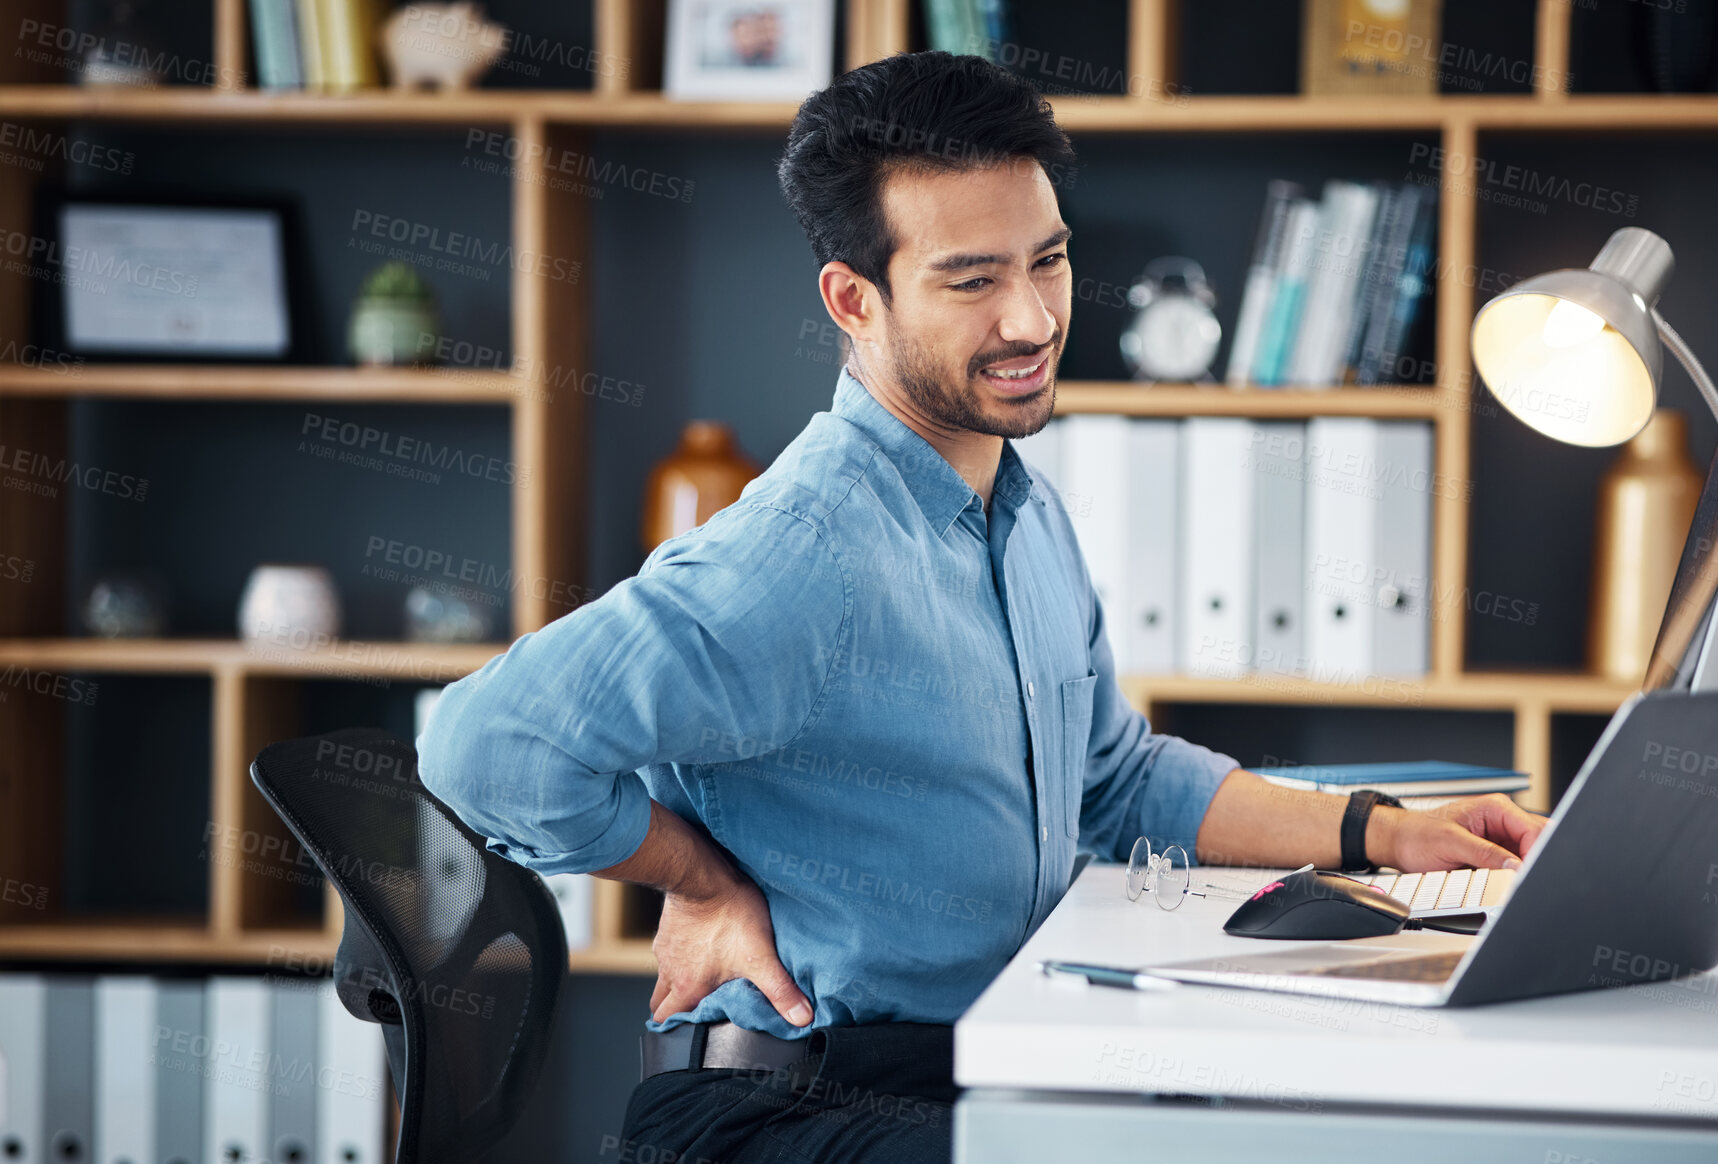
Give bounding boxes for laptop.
[1145,688,1718,1007]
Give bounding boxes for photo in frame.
[32,189,311,362]
[664,0,836,101]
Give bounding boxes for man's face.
[871,160,1070,440]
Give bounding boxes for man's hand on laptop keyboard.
[1372,793,1546,873]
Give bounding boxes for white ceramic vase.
[238,565,342,643]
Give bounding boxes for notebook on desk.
[1146,690,1718,1007]
[1250,760,1530,800]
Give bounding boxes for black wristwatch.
[1340,790,1404,873]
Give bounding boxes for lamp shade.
[1470,228,1674,447]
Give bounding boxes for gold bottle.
[640,421,762,552]
[1588,409,1704,683]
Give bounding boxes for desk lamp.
[1470,226,1718,690]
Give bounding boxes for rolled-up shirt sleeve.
[417,502,847,876]
[1074,584,1241,867]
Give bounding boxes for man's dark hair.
[778,51,1076,305]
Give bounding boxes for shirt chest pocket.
[1058,673,1098,838]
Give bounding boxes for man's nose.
[996,277,1056,348]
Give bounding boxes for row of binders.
[0,972,385,1164]
[1227,178,1439,388]
[248,0,385,90]
[1015,415,1434,681]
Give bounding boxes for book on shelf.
[294,0,325,88]
[1285,179,1378,387]
[923,0,1007,61]
[1343,183,1404,380]
[259,0,384,90]
[1249,199,1320,386]
[1250,760,1530,799]
[1226,180,1304,388]
[1017,416,1435,681]
[249,0,304,89]
[1227,177,1438,389]
[1361,185,1438,385]
[317,0,382,91]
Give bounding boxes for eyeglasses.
[1124,837,1255,911]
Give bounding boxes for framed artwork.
[32,188,310,362]
[664,0,836,101]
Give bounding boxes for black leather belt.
[640,1021,813,1082]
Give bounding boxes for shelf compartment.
[1465,128,1718,675]
[4,2,215,88]
[218,674,320,935]
[1549,711,1613,806]
[1055,131,1442,385]
[1144,702,1517,783]
[0,673,211,932]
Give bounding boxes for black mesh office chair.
[251,727,566,1164]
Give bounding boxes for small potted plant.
[348,260,441,366]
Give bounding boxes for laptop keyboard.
[1303,950,1466,981]
[1356,868,1514,915]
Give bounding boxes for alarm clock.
[1119,257,1222,382]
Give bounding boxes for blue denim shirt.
[418,366,1239,1037]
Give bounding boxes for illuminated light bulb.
[1542,300,1606,349]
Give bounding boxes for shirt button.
[1041,826,1049,843]
[1027,681,1035,698]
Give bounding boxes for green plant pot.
[348,298,440,366]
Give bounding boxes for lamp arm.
[1652,311,1718,696]
[1653,310,1718,424]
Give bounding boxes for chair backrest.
[251,727,566,1164]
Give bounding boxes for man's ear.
[819,261,877,350]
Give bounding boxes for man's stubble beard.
[885,321,1062,441]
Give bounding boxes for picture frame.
[31,188,313,363]
[663,0,836,102]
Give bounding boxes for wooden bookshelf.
[0,0,1667,971]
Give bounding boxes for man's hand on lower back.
[595,797,812,1029]
[649,873,814,1027]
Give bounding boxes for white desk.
[954,863,1718,1162]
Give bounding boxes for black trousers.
[616,1023,958,1164]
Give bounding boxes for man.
[418,51,1546,1164]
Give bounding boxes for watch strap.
[1340,790,1402,873]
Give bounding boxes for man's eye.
[951,277,992,292]
[1036,253,1067,269]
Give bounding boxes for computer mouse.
[1223,869,1411,940]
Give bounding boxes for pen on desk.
[1036,960,1178,991]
